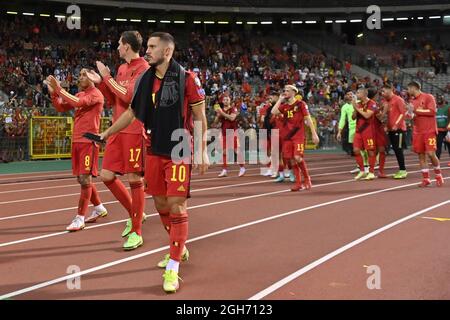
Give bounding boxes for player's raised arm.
[48,73,101,109]
[97,61,133,104]
[271,93,285,115]
[46,77,73,113]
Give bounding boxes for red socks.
[355,153,364,171]
[104,177,132,217]
[90,184,101,206]
[78,184,92,216]
[169,212,189,262]
[293,163,302,186]
[130,181,145,235]
[422,169,430,179]
[368,154,376,173]
[299,160,309,180]
[158,209,171,234]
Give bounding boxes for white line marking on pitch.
[0,157,413,203]
[248,199,450,300]
[0,176,445,299]
[0,166,355,217]
[0,178,355,247]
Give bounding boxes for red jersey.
[411,92,437,134]
[270,114,287,135]
[52,86,104,143]
[219,105,238,131]
[355,99,377,134]
[97,57,149,136]
[279,100,310,140]
[151,69,205,133]
[384,94,407,131]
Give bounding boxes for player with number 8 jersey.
[46,69,108,232]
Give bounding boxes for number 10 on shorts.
[171,164,186,182]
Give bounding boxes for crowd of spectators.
[0,14,396,161]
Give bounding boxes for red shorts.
[102,133,145,175]
[282,138,305,158]
[412,132,437,154]
[376,129,387,148]
[72,142,99,177]
[145,154,191,198]
[353,132,376,151]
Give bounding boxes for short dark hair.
[149,32,175,46]
[367,87,377,99]
[407,80,421,90]
[382,81,393,90]
[120,31,143,53]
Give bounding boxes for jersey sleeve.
[96,81,115,108]
[396,96,407,116]
[300,102,310,117]
[415,95,436,117]
[186,72,205,108]
[102,64,144,105]
[51,92,73,113]
[55,87,102,109]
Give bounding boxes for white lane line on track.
[248,199,450,300]
[0,153,420,188]
[0,156,415,200]
[0,178,356,247]
[0,160,364,208]
[0,164,443,222]
[1,175,446,300]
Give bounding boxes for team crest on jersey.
[160,80,180,107]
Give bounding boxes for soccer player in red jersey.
[369,87,388,178]
[46,70,107,231]
[86,31,149,250]
[214,95,246,177]
[99,32,208,293]
[271,85,319,191]
[380,82,408,179]
[352,87,378,181]
[270,93,296,183]
[407,81,443,187]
